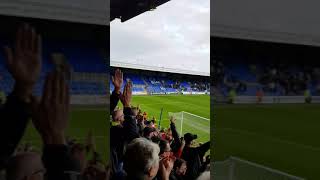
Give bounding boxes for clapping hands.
[112,69,123,94]
[120,81,132,108]
[31,71,70,145]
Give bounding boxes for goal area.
[213,157,305,180]
[168,111,210,136]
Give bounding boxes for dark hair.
[158,139,169,155]
[184,133,197,144]
[174,158,186,169]
[160,128,165,133]
[143,127,156,138]
[151,136,161,144]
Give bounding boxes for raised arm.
[31,71,81,180]
[197,141,210,158]
[120,81,139,142]
[0,94,32,169]
[0,24,42,169]
[174,139,185,158]
[169,117,181,152]
[110,69,123,112]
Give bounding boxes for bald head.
[112,109,124,122]
[6,152,45,180]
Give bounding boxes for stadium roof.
[111,0,171,22]
[0,0,171,25]
[111,0,210,77]
[111,61,210,76]
[0,0,107,25]
[211,0,320,47]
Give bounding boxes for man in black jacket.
[110,69,140,178]
[181,133,210,180]
[169,117,181,154]
[0,24,42,171]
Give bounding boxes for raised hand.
[170,116,176,124]
[159,157,174,180]
[31,71,70,145]
[120,81,132,108]
[4,24,42,100]
[112,69,123,93]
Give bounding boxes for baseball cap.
[184,133,197,142]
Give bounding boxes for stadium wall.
[182,91,209,95]
[233,96,320,104]
[131,92,209,96]
[71,95,108,105]
[149,92,176,95]
[133,92,148,95]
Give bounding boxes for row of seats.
[0,40,107,96]
[109,73,209,94]
[0,73,107,96]
[219,62,320,96]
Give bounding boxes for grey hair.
[124,138,160,176]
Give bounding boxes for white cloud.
[110,0,210,74]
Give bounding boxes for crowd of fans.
[0,24,110,180]
[213,57,320,96]
[257,64,317,95]
[110,69,211,180]
[0,24,211,180]
[149,77,209,93]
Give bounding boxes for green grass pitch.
[21,106,109,162]
[20,94,210,165]
[131,95,210,144]
[214,103,320,180]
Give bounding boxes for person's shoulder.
[112,172,126,180]
[110,125,123,134]
[169,172,178,180]
[183,146,198,154]
[111,124,122,129]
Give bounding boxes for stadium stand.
[110,69,210,180]
[0,41,107,98]
[213,37,320,99]
[0,15,108,104]
[213,56,320,97]
[0,18,111,179]
[109,68,210,95]
[212,38,312,180]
